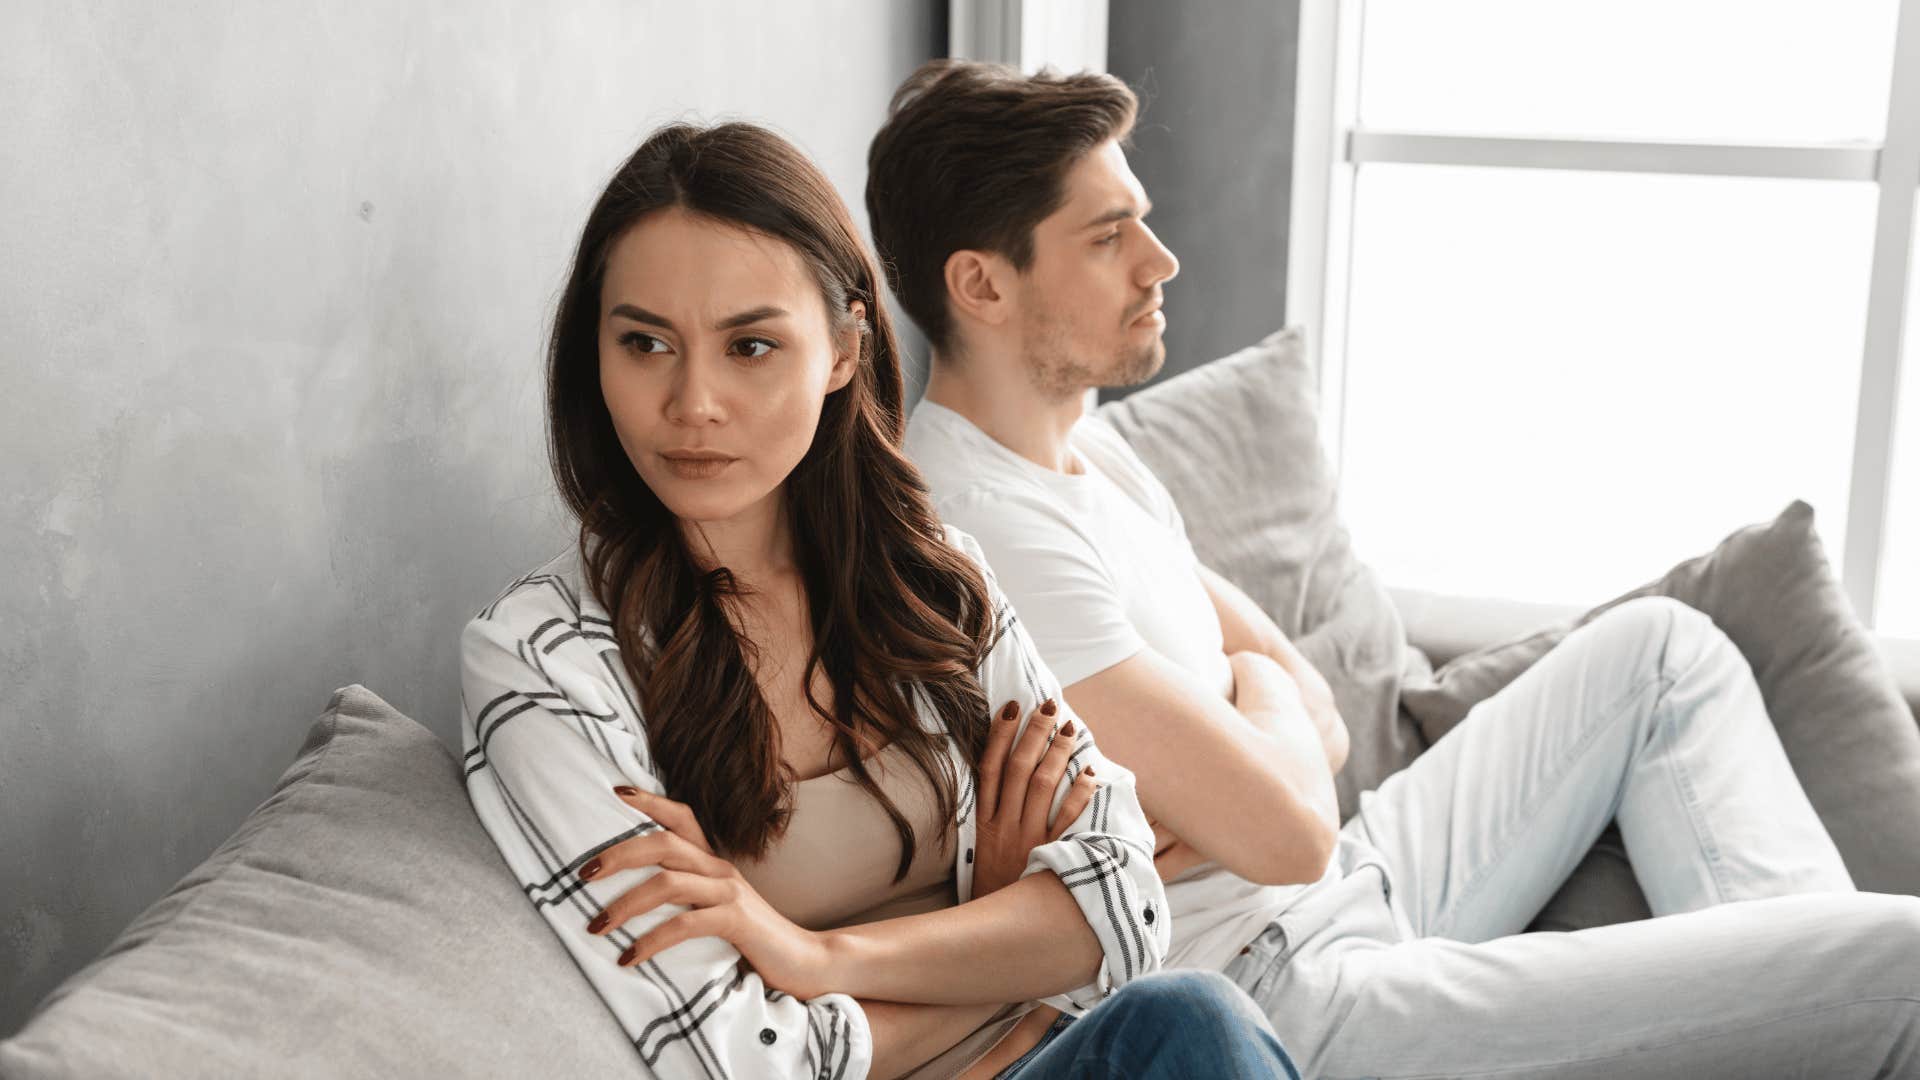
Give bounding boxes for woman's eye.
[732,337,776,361]
[619,331,669,354]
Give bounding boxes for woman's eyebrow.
[607,303,789,331]
[714,305,788,330]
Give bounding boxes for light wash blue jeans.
[994,970,1300,1079]
[1222,595,1920,1079]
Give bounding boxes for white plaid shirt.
[459,525,1169,1080]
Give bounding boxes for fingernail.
[1082,766,1095,778]
[580,858,602,881]
[1000,701,1019,722]
[1040,698,1057,716]
[618,944,638,966]
[588,912,609,934]
[613,785,640,797]
[1061,719,1076,737]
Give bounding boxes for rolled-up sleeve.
[948,526,1171,1013]
[461,591,872,1080]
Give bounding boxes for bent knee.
[1845,893,1920,960]
[1589,595,1730,676]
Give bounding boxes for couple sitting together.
[458,59,1919,1079]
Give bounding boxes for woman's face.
[597,207,858,530]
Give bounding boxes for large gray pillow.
[0,686,638,1079]
[1403,500,1920,930]
[1099,326,1432,820]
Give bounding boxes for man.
[868,58,1920,1078]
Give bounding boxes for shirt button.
[759,1028,776,1046]
[1143,906,1156,925]
[965,847,974,864]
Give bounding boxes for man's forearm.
[823,870,1103,1005]
[1232,693,1340,835]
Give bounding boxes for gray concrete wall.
[1105,0,1299,400]
[0,0,936,1033]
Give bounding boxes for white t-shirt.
[905,400,1337,972]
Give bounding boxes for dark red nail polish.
[588,912,609,934]
[1041,698,1057,716]
[1083,766,1094,778]
[1000,701,1019,722]
[580,858,602,881]
[613,785,640,797]
[618,944,638,966]
[1061,719,1076,737]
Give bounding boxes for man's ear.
[828,299,867,392]
[943,249,1011,331]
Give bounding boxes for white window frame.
[1288,0,1920,628]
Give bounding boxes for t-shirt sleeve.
[460,583,871,1080]
[936,488,1146,689]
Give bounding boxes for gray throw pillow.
[1099,326,1432,820]
[1402,500,1920,930]
[0,686,638,1079]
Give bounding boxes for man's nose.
[1138,223,1180,287]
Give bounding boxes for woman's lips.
[659,451,738,480]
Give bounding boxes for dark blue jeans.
[995,970,1300,1079]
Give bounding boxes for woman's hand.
[971,698,1100,898]
[581,785,836,1000]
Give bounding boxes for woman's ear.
[828,299,867,392]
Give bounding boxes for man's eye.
[619,331,669,354]
[732,338,776,360]
[1095,232,1122,246]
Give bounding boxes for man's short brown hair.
[865,60,1138,354]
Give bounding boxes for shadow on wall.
[0,0,937,1035]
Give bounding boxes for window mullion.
[1844,0,1920,626]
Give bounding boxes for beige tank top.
[735,744,1035,1079]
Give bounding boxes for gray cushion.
[1402,500,1920,930]
[0,686,637,1079]
[1099,326,1432,820]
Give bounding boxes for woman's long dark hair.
[548,122,996,879]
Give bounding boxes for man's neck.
[923,353,1088,475]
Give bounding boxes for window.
[1291,0,1920,634]
[1881,211,1920,637]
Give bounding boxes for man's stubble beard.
[1020,310,1167,402]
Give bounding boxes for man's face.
[1011,140,1180,398]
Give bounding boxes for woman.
[458,122,1298,1079]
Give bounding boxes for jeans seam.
[1649,615,1732,907]
[1320,995,1920,1079]
[1430,664,1670,941]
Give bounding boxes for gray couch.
[6,326,1917,1077]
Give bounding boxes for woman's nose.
[665,357,726,425]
